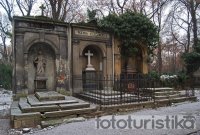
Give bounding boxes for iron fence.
[74,73,155,106]
[73,73,195,106]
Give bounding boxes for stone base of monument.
[83,70,97,90]
[11,91,97,128]
[34,77,48,92]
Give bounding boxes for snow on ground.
[0,88,12,118]
[29,92,200,135]
[0,89,199,135]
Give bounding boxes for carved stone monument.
[85,50,95,71]
[12,16,149,95]
[83,50,96,90]
[34,51,47,92]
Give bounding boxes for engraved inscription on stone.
[74,29,109,39]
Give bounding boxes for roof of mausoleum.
[13,16,68,26]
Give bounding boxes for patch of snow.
[0,89,12,117]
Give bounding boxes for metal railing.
[74,74,155,106]
[73,73,195,106]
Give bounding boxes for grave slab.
[19,98,60,113]
[59,102,90,110]
[35,91,65,101]
[27,95,78,106]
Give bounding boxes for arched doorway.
[27,43,56,93]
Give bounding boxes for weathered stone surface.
[11,91,94,128]
[59,102,90,110]
[13,117,41,129]
[28,95,78,106]
[11,102,22,121]
[13,17,69,93]
[13,112,41,120]
[13,120,22,129]
[44,107,97,118]
[11,102,41,128]
[19,97,31,110]
[35,91,65,101]
[20,104,60,113]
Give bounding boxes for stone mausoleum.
[12,16,148,95]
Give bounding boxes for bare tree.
[44,0,84,22]
[0,0,14,22]
[16,0,37,16]
[176,0,200,48]
[0,14,11,61]
[168,1,192,53]
[148,0,170,74]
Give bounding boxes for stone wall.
[12,17,150,95]
[71,25,113,93]
[13,17,69,94]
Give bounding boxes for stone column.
[56,34,68,92]
[15,33,25,93]
[106,46,113,88]
[72,41,83,94]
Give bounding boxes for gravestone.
[85,50,95,71]
[83,50,97,90]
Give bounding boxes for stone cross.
[85,50,93,66]
[39,4,46,16]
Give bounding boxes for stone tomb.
[35,91,65,101]
[13,16,150,95]
[11,91,96,128]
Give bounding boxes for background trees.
[0,0,200,75]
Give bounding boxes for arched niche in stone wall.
[26,43,56,93]
[81,45,104,74]
[121,45,145,74]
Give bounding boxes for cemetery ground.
[0,89,200,135]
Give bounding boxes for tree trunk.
[157,40,162,75]
[190,0,198,48]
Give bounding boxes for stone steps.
[43,107,97,118]
[11,91,96,128]
[27,95,78,106]
[20,103,60,113]
[59,102,90,110]
[155,94,180,100]
[153,87,182,101]
[155,91,180,96]
[145,87,174,92]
